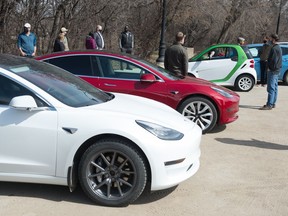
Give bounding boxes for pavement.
[0,84,288,216]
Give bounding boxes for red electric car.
[36,51,239,133]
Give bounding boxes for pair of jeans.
[266,71,279,107]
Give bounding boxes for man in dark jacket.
[260,33,282,110]
[164,32,188,77]
[119,26,134,54]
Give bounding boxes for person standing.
[85,32,97,49]
[94,25,104,50]
[119,25,134,54]
[60,27,69,51]
[260,34,282,110]
[53,33,65,52]
[17,23,37,57]
[259,36,271,87]
[164,32,188,77]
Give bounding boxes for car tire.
[235,74,254,92]
[78,139,147,207]
[178,97,217,133]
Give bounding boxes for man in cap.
[94,25,104,50]
[17,23,37,57]
[60,27,69,51]
[237,37,245,46]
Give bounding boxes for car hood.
[173,76,239,96]
[83,92,196,131]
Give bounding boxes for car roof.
[247,43,288,48]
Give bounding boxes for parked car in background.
[0,54,202,207]
[247,43,288,83]
[188,44,257,92]
[36,51,240,133]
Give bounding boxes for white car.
[0,54,201,206]
[188,44,257,92]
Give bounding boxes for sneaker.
[259,105,272,110]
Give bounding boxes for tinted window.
[47,56,93,76]
[1,56,111,107]
[0,75,47,106]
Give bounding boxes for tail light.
[249,59,254,68]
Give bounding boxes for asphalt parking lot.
[1,84,288,216]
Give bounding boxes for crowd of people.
[17,23,135,56]
[17,22,282,111]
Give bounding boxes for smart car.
[188,44,257,92]
[36,50,240,133]
[0,54,202,206]
[247,43,288,83]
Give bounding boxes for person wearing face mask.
[17,23,37,57]
[259,36,271,87]
[119,25,134,54]
[94,25,104,50]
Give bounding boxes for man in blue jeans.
[259,34,282,110]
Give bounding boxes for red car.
[36,51,239,133]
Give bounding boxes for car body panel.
[36,51,240,131]
[188,44,257,88]
[247,43,288,82]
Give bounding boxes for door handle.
[104,83,117,87]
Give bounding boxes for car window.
[199,47,236,60]
[98,56,146,80]
[1,57,111,107]
[45,55,95,76]
[249,47,260,58]
[0,74,47,106]
[281,47,288,55]
[241,46,253,59]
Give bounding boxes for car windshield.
[0,55,111,107]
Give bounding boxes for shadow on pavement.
[207,124,227,134]
[239,105,262,109]
[0,181,177,206]
[215,138,288,150]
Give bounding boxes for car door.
[95,56,169,104]
[0,75,57,176]
[189,47,238,81]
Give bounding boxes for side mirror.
[9,95,47,111]
[140,73,156,82]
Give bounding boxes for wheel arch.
[176,94,220,124]
[67,133,152,192]
[234,73,256,90]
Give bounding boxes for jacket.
[267,44,282,72]
[164,42,188,76]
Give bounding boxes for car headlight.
[136,120,184,140]
[211,86,233,98]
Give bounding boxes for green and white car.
[188,44,257,92]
